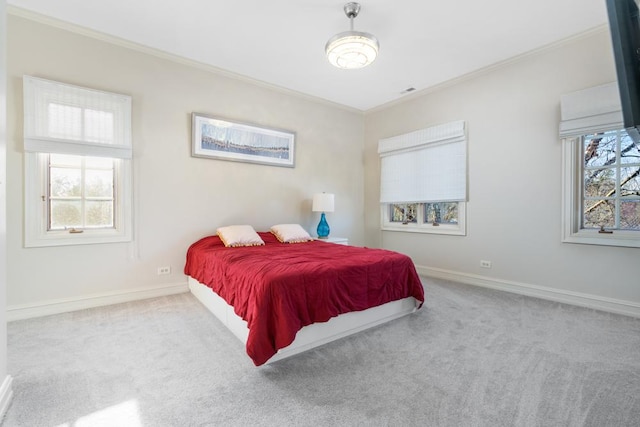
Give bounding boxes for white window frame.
[379,120,468,236]
[23,76,133,247]
[25,153,132,247]
[562,135,640,248]
[381,202,466,235]
[560,82,640,248]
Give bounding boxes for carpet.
[4,277,640,426]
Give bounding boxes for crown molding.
[8,5,608,117]
[366,24,610,115]
[7,6,363,115]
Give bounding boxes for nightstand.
[316,236,348,245]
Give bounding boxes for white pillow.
[270,224,313,243]
[216,225,265,247]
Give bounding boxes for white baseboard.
[416,265,640,318]
[0,376,13,422]
[7,282,189,321]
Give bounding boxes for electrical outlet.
[157,266,171,275]
[480,260,492,269]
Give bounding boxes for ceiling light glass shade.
[326,31,379,69]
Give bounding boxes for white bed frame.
[188,276,420,364]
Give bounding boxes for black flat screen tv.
[606,0,640,142]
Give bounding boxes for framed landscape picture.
[191,113,295,167]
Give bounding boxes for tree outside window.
[582,130,640,231]
[390,203,418,223]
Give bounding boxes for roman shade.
[378,120,467,204]
[559,82,623,138]
[23,75,132,158]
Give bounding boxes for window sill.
[381,224,466,236]
[562,231,640,249]
[25,229,132,248]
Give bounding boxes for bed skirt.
[188,276,420,364]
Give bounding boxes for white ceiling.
[8,0,610,111]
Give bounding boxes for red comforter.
[184,232,424,365]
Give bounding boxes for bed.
[184,230,425,366]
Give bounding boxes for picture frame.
[191,113,295,168]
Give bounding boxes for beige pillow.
[270,224,313,243]
[216,225,265,247]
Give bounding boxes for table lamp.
[312,193,335,239]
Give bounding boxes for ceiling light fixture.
[325,2,379,70]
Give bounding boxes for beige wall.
[364,28,640,305]
[1,0,10,399]
[6,15,364,307]
[6,14,639,313]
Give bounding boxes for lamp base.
[316,212,330,239]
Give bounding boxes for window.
[382,202,465,234]
[425,202,459,224]
[379,121,467,235]
[389,203,418,224]
[560,83,640,247]
[582,130,640,230]
[48,154,115,231]
[23,76,132,247]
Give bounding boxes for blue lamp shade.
[312,193,335,239]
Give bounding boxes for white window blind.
[23,76,132,158]
[378,120,467,204]
[559,82,623,138]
